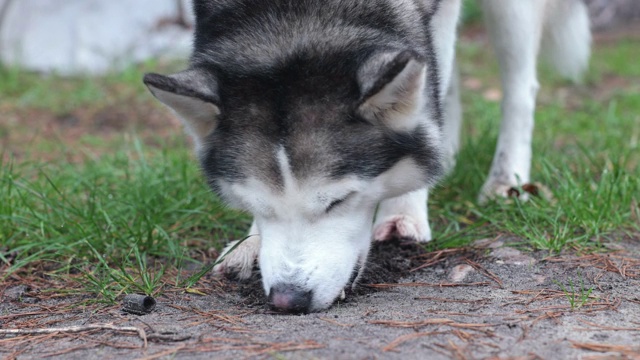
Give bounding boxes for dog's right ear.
[143,69,220,150]
[357,50,427,132]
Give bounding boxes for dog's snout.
[268,284,312,313]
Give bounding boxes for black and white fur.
[144,0,590,313]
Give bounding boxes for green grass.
[1,140,249,297]
[553,272,596,310]
[1,33,639,302]
[461,0,483,25]
[429,30,640,251]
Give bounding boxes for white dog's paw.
[373,215,432,243]
[478,178,530,204]
[213,235,260,280]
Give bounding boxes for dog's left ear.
[143,69,220,151]
[357,50,427,132]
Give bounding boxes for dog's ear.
[357,50,427,132]
[143,69,220,150]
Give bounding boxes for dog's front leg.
[478,0,545,202]
[213,221,260,279]
[373,188,431,242]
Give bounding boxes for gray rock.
[0,0,193,74]
[448,264,475,283]
[490,247,537,266]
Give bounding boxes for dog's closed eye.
[325,192,356,213]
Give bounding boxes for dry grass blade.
[576,319,640,332]
[516,296,620,315]
[547,254,640,278]
[249,340,325,355]
[370,318,496,333]
[507,288,598,306]
[410,248,467,272]
[148,337,326,356]
[319,317,355,328]
[369,318,455,328]
[415,296,486,304]
[365,282,490,288]
[0,324,148,348]
[464,258,503,287]
[0,311,63,321]
[382,331,443,352]
[570,341,640,355]
[627,298,640,305]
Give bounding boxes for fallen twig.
[0,324,148,348]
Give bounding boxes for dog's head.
[144,48,443,312]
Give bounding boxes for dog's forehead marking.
[276,145,296,191]
[274,145,331,215]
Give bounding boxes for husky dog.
[144,0,590,313]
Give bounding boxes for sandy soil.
[2,237,639,359]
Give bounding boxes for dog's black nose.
[268,284,312,313]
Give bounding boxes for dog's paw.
[373,215,432,243]
[213,235,260,280]
[478,179,530,204]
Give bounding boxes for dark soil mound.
[221,238,433,310]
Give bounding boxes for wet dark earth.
[221,238,454,310]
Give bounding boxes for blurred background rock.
[0,0,193,74]
[586,0,640,31]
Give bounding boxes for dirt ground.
[2,236,640,359]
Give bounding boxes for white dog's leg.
[478,0,546,203]
[442,64,462,172]
[431,0,461,99]
[373,188,431,243]
[431,0,462,169]
[213,221,260,279]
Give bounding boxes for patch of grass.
[1,140,249,302]
[553,272,596,310]
[431,37,640,252]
